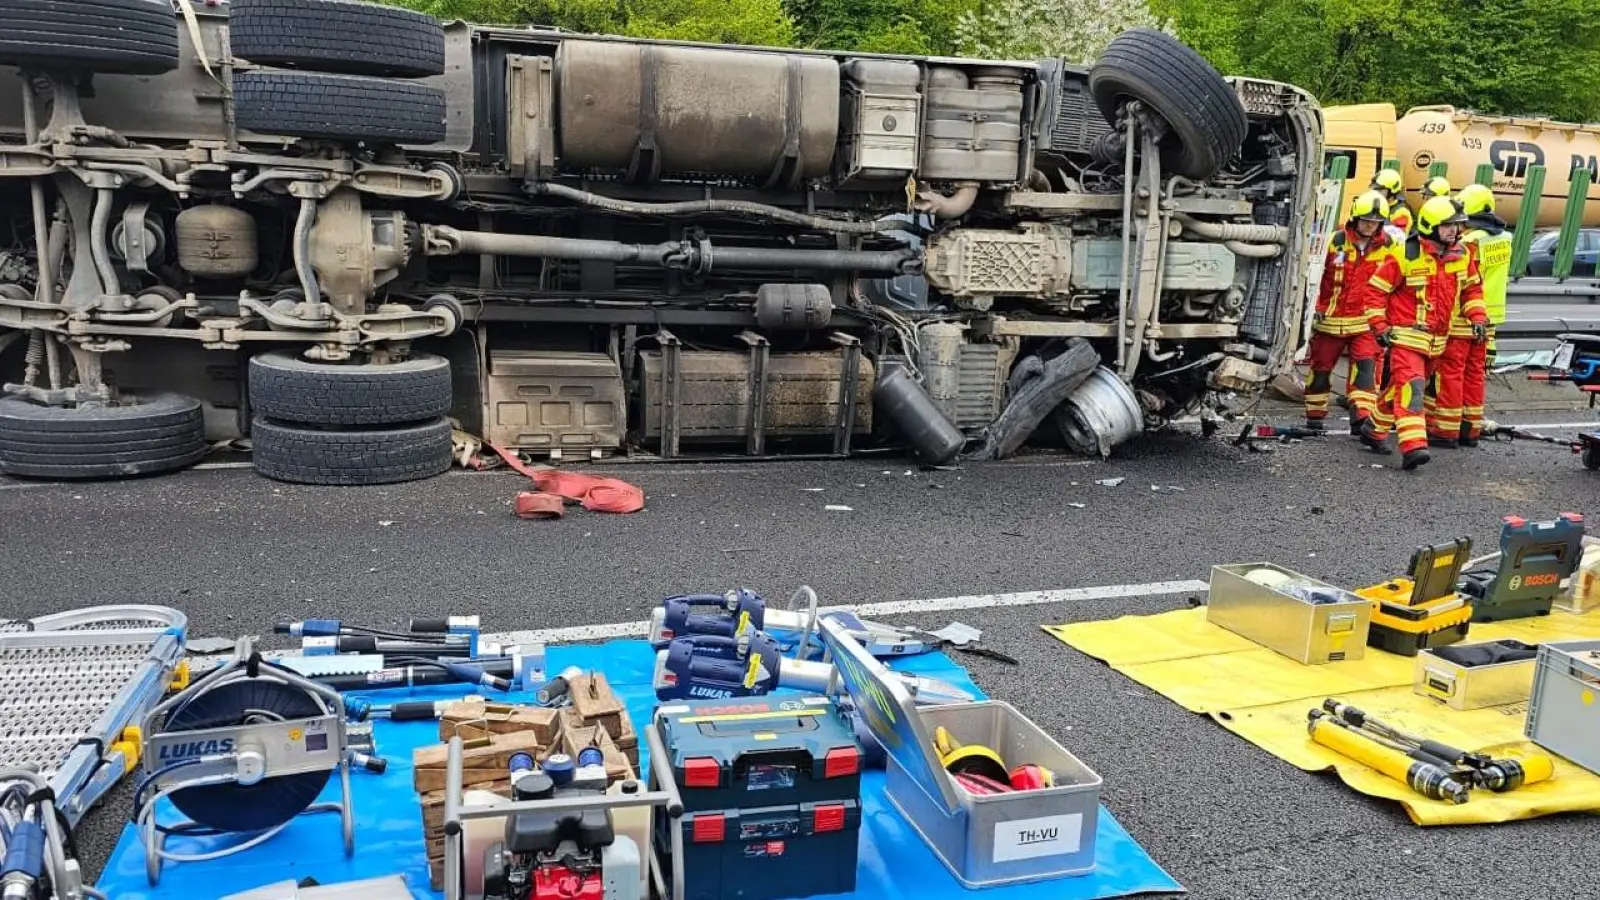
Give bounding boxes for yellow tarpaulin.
[1044,606,1600,826]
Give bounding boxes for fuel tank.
[1397,105,1600,228]
[554,39,840,185]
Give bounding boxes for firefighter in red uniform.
[1372,168,1412,235]
[1362,196,1487,470]
[1304,190,1393,433]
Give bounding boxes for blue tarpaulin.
[98,640,1182,899]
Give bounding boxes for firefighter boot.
[1402,447,1431,470]
[1358,419,1393,455]
[1458,423,1479,448]
[1303,417,1326,434]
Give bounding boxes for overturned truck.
[0,0,1325,483]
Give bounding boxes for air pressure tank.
[1396,105,1600,228]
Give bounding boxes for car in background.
[1525,228,1600,277]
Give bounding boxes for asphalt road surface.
[3,413,1598,900]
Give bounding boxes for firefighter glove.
[1472,322,1488,342]
[1375,328,1393,348]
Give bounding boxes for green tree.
[622,0,795,46]
[391,0,797,47]
[784,0,977,56]
[955,0,1172,62]
[1152,0,1600,122]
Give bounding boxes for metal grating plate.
[0,606,186,809]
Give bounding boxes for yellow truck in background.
[1323,103,1600,228]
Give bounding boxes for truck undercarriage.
[0,1,1325,482]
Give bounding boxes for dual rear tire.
[245,350,454,486]
[229,0,449,146]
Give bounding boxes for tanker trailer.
[1396,105,1600,229]
[0,1,1325,482]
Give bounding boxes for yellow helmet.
[1348,190,1391,223]
[1458,183,1496,217]
[1372,169,1404,193]
[1417,195,1467,237]
[1424,175,1452,197]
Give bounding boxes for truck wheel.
[250,416,452,486]
[234,71,446,145]
[228,0,446,79]
[247,350,452,427]
[0,0,181,75]
[1088,28,1249,182]
[0,391,205,480]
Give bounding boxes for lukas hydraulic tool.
[1307,699,1554,804]
[648,586,1012,661]
[652,628,974,705]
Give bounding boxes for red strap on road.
[514,491,565,519]
[485,441,645,514]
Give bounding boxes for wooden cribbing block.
[438,699,561,745]
[568,672,626,738]
[412,731,543,794]
[561,721,634,783]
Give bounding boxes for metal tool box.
[652,695,863,900]
[1524,639,1600,776]
[1413,639,1539,711]
[1206,563,1371,665]
[818,617,1102,888]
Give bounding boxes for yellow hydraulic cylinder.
[1307,711,1470,804]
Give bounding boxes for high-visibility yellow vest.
[1463,227,1512,326]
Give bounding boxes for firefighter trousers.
[1429,337,1482,441]
[1370,345,1430,455]
[1463,337,1488,439]
[1304,331,1378,423]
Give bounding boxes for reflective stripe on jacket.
[1315,226,1396,336]
[1367,236,1486,356]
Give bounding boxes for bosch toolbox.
[651,695,863,900]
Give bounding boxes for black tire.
[248,350,452,427]
[1584,444,1599,471]
[0,0,180,75]
[229,0,445,79]
[234,71,447,145]
[0,391,206,480]
[250,416,452,486]
[1088,28,1249,182]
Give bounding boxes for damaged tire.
[229,0,446,79]
[0,0,181,75]
[970,339,1100,461]
[0,391,206,480]
[247,350,452,427]
[234,71,447,145]
[250,416,452,486]
[1089,28,1249,181]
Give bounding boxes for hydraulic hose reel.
[136,637,355,885]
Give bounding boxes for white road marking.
[480,579,1209,645]
[0,482,55,491]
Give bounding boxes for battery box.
[1356,538,1474,657]
[652,695,863,900]
[1459,513,1585,623]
